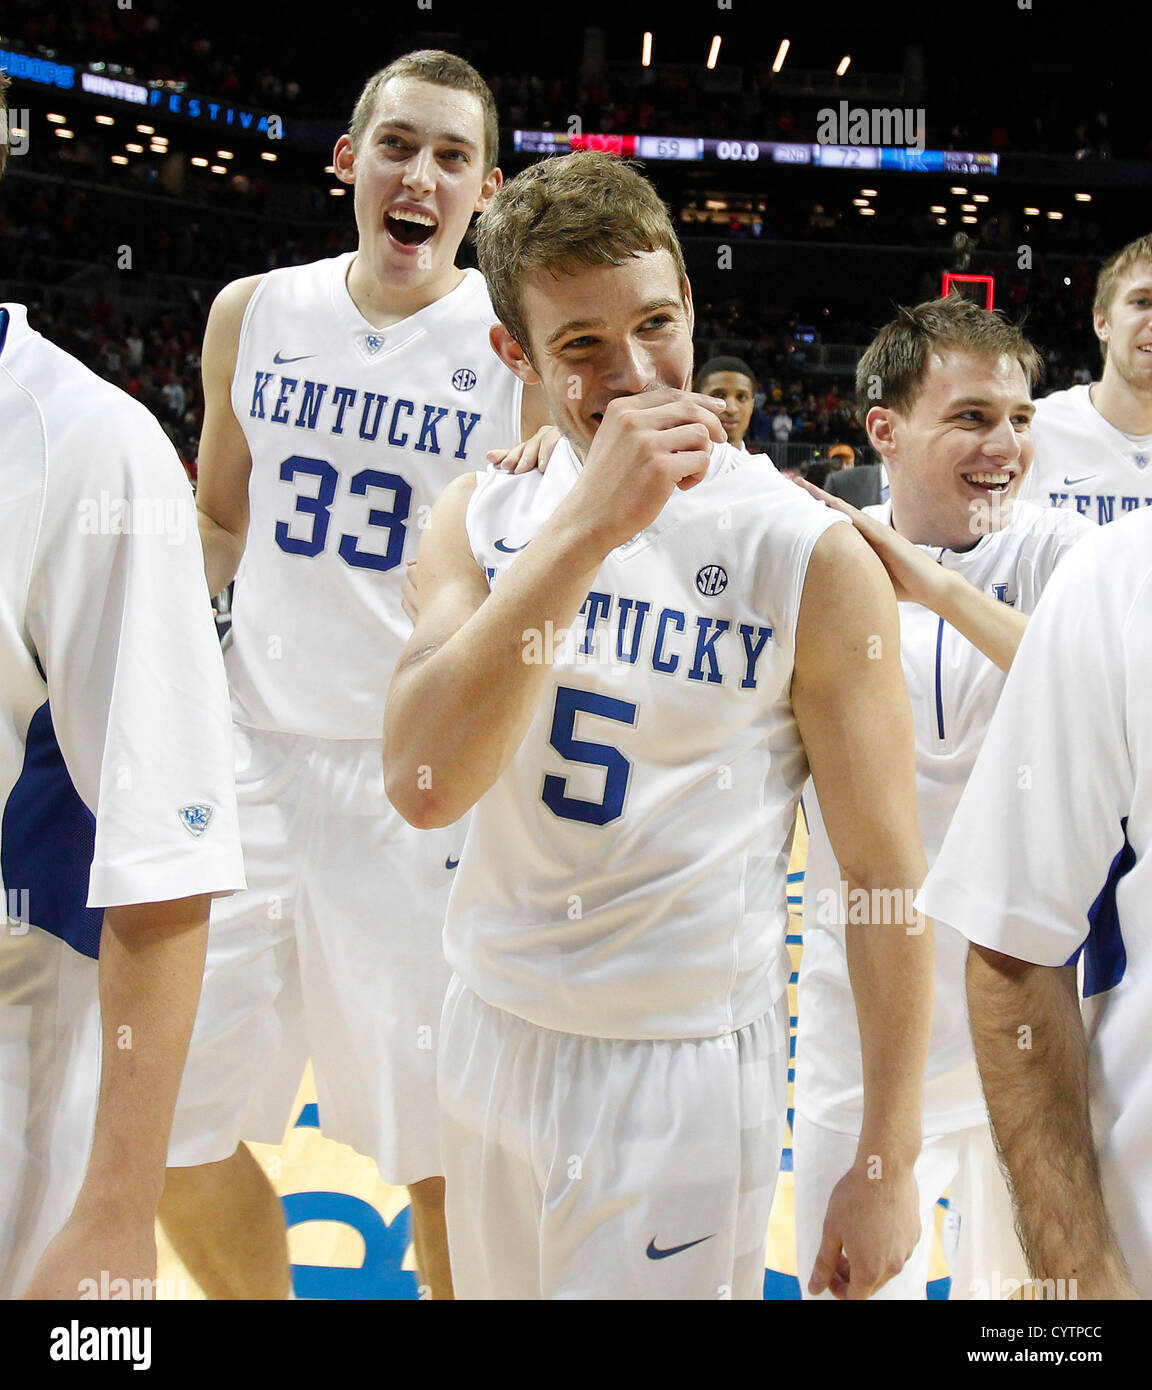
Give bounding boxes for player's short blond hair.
[1094,233,1152,362]
[855,294,1043,418]
[348,50,499,171]
[475,150,688,362]
[0,68,10,179]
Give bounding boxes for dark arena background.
[2,0,1148,1340]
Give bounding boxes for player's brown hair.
[855,294,1043,418]
[0,68,10,180]
[475,150,689,362]
[1093,233,1152,362]
[348,50,499,172]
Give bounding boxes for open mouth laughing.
[386,208,437,247]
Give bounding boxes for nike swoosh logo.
[1063,474,1097,487]
[445,856,460,870]
[646,1234,716,1260]
[494,538,529,554]
[273,351,316,365]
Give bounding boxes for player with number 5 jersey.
[386,151,934,1300]
[161,51,545,1302]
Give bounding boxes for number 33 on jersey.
[226,254,523,740]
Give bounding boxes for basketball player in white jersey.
[1019,233,1152,523]
[160,51,547,1300]
[792,296,1090,1300]
[920,506,1152,1299]
[385,150,934,1300]
[0,72,245,1299]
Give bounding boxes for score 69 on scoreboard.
[513,129,998,176]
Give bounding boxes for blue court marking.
[779,1147,793,1173]
[786,870,805,883]
[295,1103,321,1129]
[789,971,798,985]
[283,1194,418,1300]
[785,933,802,945]
[763,1269,801,1299]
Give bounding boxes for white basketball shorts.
[439,976,789,1300]
[168,724,460,1186]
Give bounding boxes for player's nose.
[983,414,1021,460]
[605,339,659,394]
[402,147,436,195]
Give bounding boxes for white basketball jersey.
[1019,384,1152,524]
[227,256,523,739]
[797,499,1090,1136]
[0,305,244,959]
[444,440,843,1040]
[920,509,1152,1294]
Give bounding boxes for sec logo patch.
[452,368,477,391]
[696,564,728,596]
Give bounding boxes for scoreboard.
[514,130,999,176]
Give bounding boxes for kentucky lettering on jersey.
[1042,490,1152,525]
[565,590,773,688]
[247,369,484,460]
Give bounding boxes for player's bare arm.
[19,895,211,1299]
[385,387,725,825]
[195,274,263,597]
[791,522,933,1300]
[798,476,1029,672]
[965,946,1138,1300]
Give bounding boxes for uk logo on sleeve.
[178,803,215,837]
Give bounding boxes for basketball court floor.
[156,813,953,1300]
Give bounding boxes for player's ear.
[490,323,540,385]
[866,405,898,458]
[681,276,695,336]
[474,165,502,214]
[333,134,356,185]
[1092,307,1110,348]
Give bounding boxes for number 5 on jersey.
[274,453,412,571]
[542,686,637,826]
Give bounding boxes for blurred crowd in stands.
[2,0,1145,159]
[0,3,1117,481]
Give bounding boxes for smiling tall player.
[159,51,545,1300]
